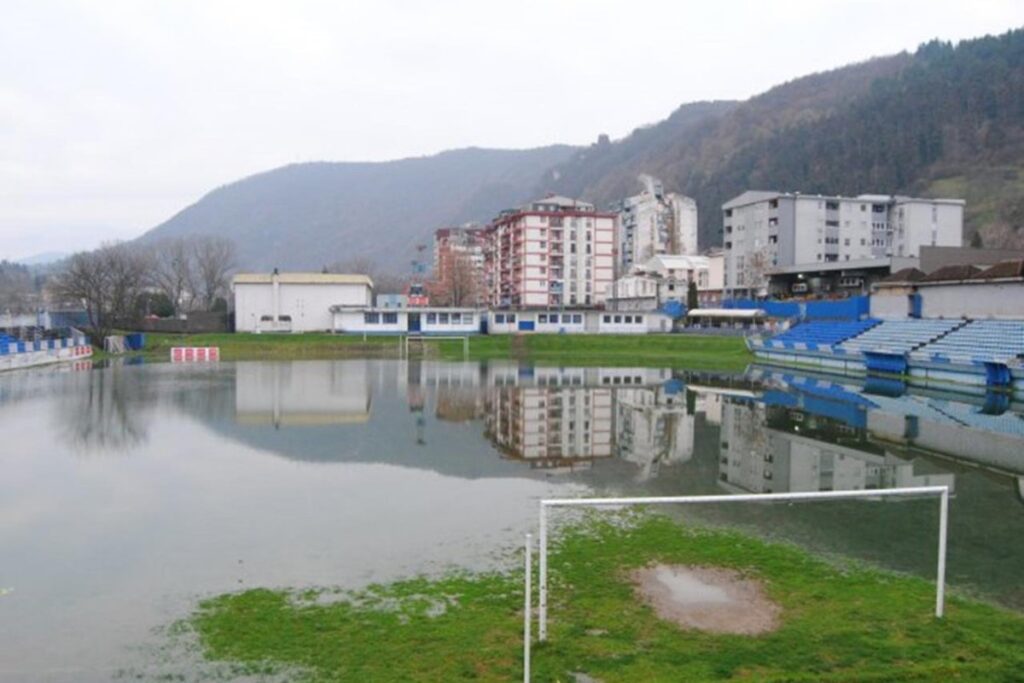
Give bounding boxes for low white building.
[233,272,374,333]
[333,307,482,335]
[486,309,672,334]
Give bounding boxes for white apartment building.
[721,191,964,296]
[615,175,699,272]
[486,195,615,308]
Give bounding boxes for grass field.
[131,332,752,371]
[188,514,1024,682]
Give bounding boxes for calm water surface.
[1,359,1022,681]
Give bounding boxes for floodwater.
[1,359,1022,681]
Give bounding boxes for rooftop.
[234,272,374,287]
[919,264,980,283]
[880,267,927,284]
[971,259,1024,281]
[723,190,965,210]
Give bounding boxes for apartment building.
[721,191,964,296]
[485,195,615,308]
[615,175,698,272]
[432,224,487,306]
[485,385,614,471]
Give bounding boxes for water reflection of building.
[615,385,694,481]
[717,396,955,494]
[235,361,372,427]
[480,366,703,477]
[486,386,614,473]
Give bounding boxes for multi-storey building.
[485,385,614,472]
[615,386,694,481]
[485,195,615,308]
[721,191,964,297]
[615,175,698,272]
[431,224,487,306]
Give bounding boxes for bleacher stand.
[911,320,1024,364]
[763,319,879,351]
[838,319,962,355]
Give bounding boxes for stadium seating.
[838,319,962,355]
[765,319,879,350]
[911,320,1024,363]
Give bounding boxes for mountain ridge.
[139,28,1024,271]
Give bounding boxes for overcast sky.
[2,1,1022,260]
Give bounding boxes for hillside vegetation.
[138,28,1024,270]
[549,29,1024,249]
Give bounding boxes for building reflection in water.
[235,360,372,427]
[221,359,1024,496]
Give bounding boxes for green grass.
[189,514,1024,682]
[435,334,751,371]
[137,332,403,361]
[119,332,752,370]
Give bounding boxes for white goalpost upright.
[533,485,951,650]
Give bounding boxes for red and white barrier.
[171,347,220,363]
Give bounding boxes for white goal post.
[400,334,470,358]
[534,486,950,646]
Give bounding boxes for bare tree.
[193,236,236,311]
[149,237,196,314]
[0,261,36,313]
[51,242,149,338]
[434,252,479,307]
[741,247,772,298]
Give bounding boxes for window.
[614,315,622,323]
[635,315,643,324]
[539,314,548,323]
[495,313,505,323]
[603,315,611,323]
[439,313,449,324]
[383,312,398,324]
[450,313,461,324]
[624,315,632,323]
[427,313,437,324]
[550,314,559,323]
[844,238,850,246]
[573,314,582,323]
[278,315,292,322]
[508,314,516,323]
[364,312,380,324]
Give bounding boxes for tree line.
[51,236,236,338]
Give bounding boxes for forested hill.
[542,28,1024,250]
[139,28,1024,270]
[138,146,577,272]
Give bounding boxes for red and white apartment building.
[484,195,616,308]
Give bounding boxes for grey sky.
[2,0,1022,260]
